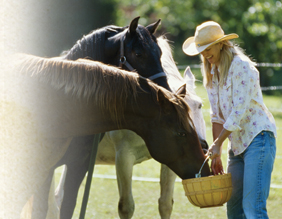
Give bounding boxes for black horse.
[63,16,169,90]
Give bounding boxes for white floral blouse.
[206,55,277,156]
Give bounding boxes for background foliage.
[2,1,281,218]
[113,0,282,92]
[114,0,282,63]
[7,0,281,92]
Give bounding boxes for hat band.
[196,40,215,47]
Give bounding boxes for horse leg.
[31,169,54,219]
[48,135,93,219]
[158,164,177,219]
[59,158,89,219]
[43,165,68,219]
[115,147,136,219]
[54,165,68,209]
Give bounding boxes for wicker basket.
[182,173,232,208]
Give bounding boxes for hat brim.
[182,33,239,56]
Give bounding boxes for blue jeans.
[226,131,276,219]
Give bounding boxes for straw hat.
[182,21,239,56]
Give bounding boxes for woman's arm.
[208,123,231,174]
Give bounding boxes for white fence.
[178,63,282,91]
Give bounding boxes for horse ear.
[176,83,186,96]
[146,19,161,34]
[129,16,140,35]
[184,66,196,90]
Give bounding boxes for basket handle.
[195,153,212,178]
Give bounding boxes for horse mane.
[169,92,194,133]
[157,35,202,102]
[63,24,158,63]
[157,36,184,83]
[16,53,193,132]
[16,54,143,122]
[62,26,110,61]
[157,35,202,132]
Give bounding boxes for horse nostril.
[200,139,209,150]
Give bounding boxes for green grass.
[54,82,282,219]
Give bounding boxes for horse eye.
[177,132,186,137]
[198,103,203,109]
[135,53,141,57]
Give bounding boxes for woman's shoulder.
[230,55,259,80]
[231,55,251,67]
[230,55,257,72]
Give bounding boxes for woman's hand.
[208,125,231,175]
[211,156,224,175]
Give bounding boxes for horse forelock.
[172,94,194,133]
[136,26,157,47]
[156,85,193,134]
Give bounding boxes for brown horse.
[46,37,209,219]
[0,54,210,218]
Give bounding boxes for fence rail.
[178,63,282,91]
[261,86,282,91]
[88,173,282,189]
[178,62,282,69]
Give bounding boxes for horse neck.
[18,54,162,138]
[63,28,106,62]
[47,79,159,138]
[88,77,163,137]
[152,77,172,91]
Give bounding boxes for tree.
[114,0,282,92]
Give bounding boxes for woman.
[182,21,277,219]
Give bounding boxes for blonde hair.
[201,40,256,88]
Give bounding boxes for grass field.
[54,80,282,219]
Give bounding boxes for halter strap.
[148,72,167,81]
[119,33,167,81]
[119,34,135,71]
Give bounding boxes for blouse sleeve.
[223,59,258,132]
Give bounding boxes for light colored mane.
[157,36,201,102]
[157,36,184,83]
[157,36,203,134]
[16,54,144,123]
[16,54,141,98]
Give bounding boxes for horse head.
[134,84,210,179]
[183,67,209,153]
[63,16,170,89]
[104,17,170,90]
[175,83,209,154]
